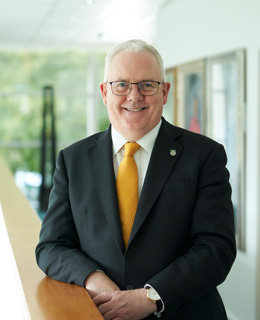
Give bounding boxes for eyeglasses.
[107,81,162,96]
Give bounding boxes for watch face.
[148,288,160,300]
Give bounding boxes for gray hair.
[103,39,166,82]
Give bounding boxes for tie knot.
[124,142,141,157]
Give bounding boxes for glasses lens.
[139,81,159,95]
[110,81,160,96]
[111,82,130,95]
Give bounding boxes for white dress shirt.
[112,120,162,197]
[111,120,165,317]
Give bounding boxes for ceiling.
[0,0,171,51]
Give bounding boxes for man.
[36,39,236,320]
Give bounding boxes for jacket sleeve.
[147,143,237,315]
[35,150,101,287]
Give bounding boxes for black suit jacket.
[36,118,236,319]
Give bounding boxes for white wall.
[0,203,29,319]
[156,0,260,319]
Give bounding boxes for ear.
[100,82,108,105]
[162,82,171,105]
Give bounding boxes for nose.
[127,84,144,102]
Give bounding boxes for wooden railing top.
[0,157,102,319]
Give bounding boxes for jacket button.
[126,285,134,290]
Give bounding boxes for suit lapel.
[88,120,183,252]
[129,120,183,246]
[88,128,125,253]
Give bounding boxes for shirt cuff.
[144,284,165,317]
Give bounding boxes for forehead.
[107,50,161,81]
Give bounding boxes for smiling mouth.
[124,108,146,112]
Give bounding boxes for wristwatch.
[145,285,163,313]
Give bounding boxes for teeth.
[126,108,144,112]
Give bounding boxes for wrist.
[84,270,103,288]
[144,284,164,317]
[140,289,157,314]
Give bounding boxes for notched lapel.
[89,129,125,253]
[129,121,183,245]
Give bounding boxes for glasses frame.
[107,80,163,96]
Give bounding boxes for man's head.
[103,39,166,83]
[100,39,170,141]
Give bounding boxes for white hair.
[103,39,166,82]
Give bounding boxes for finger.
[98,301,113,316]
[102,308,118,320]
[93,292,113,306]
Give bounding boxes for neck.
[111,119,163,143]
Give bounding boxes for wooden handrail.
[0,157,102,319]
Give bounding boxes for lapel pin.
[170,149,177,157]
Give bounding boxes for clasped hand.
[85,271,156,320]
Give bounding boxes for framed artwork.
[176,60,205,134]
[163,68,177,125]
[205,49,246,251]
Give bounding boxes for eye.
[115,82,129,92]
[143,82,153,87]
[140,81,157,91]
[118,82,127,87]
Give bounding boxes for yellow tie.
[116,142,141,248]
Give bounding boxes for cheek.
[147,96,164,112]
[106,99,123,119]
[108,96,127,112]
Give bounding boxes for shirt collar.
[111,120,162,156]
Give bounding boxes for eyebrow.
[113,79,157,83]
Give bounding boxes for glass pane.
[184,72,203,134]
[210,59,239,236]
[0,51,107,213]
[163,70,175,124]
